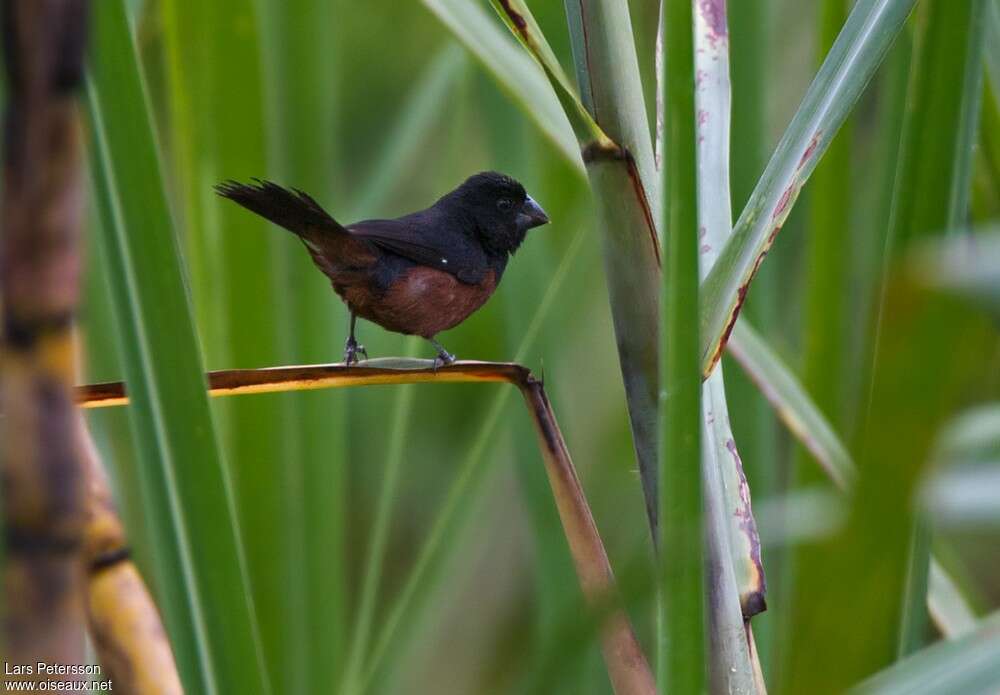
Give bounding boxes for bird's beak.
[517,195,550,231]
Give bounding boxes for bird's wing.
[215,179,377,268]
[349,216,488,284]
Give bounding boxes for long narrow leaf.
[852,612,1000,695]
[159,0,297,686]
[692,1,762,692]
[86,2,268,691]
[659,0,704,691]
[726,320,978,638]
[259,0,344,687]
[420,0,585,171]
[700,0,918,375]
[480,0,663,535]
[800,0,854,432]
[876,0,988,658]
[728,322,854,491]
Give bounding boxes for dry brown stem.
[77,358,656,694]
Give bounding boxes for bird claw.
[344,338,367,365]
[432,350,456,371]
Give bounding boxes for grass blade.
[561,0,663,534]
[800,0,854,434]
[928,560,979,638]
[728,322,854,491]
[349,45,469,218]
[659,0,704,691]
[86,2,268,691]
[867,0,989,658]
[489,0,607,145]
[563,0,658,208]
[852,612,1000,695]
[724,1,780,674]
[692,1,763,692]
[727,319,980,640]
[473,0,668,539]
[785,274,995,690]
[468,0,664,536]
[159,0,298,685]
[699,0,917,376]
[258,0,345,688]
[420,0,585,171]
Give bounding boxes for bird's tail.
[214,179,344,239]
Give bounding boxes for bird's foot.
[432,348,456,371]
[344,337,368,365]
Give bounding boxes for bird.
[214,172,549,366]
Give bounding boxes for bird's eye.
[497,198,513,212]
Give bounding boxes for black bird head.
[448,171,549,255]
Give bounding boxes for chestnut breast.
[340,266,498,338]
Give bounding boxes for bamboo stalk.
[77,415,182,694]
[490,0,663,536]
[76,360,656,694]
[1,1,91,687]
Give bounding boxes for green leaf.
[487,0,606,145]
[478,0,663,537]
[934,403,1000,465]
[349,44,469,218]
[659,0,704,692]
[851,612,1000,695]
[563,0,658,211]
[872,0,989,658]
[928,560,979,638]
[724,0,781,672]
[700,0,918,376]
[801,0,855,444]
[727,321,855,491]
[786,281,994,689]
[692,2,763,692]
[159,0,299,685]
[551,0,663,535]
[910,228,1000,311]
[258,0,348,688]
[419,0,585,171]
[85,2,268,692]
[727,320,979,640]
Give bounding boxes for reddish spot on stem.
[772,185,794,221]
[699,0,729,39]
[797,132,822,171]
[697,109,709,127]
[498,0,528,32]
[706,222,784,375]
[727,439,767,616]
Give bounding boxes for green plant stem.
[659,0,704,692]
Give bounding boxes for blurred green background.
[78,0,1000,693]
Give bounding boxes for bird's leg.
[428,337,456,369]
[344,313,368,365]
